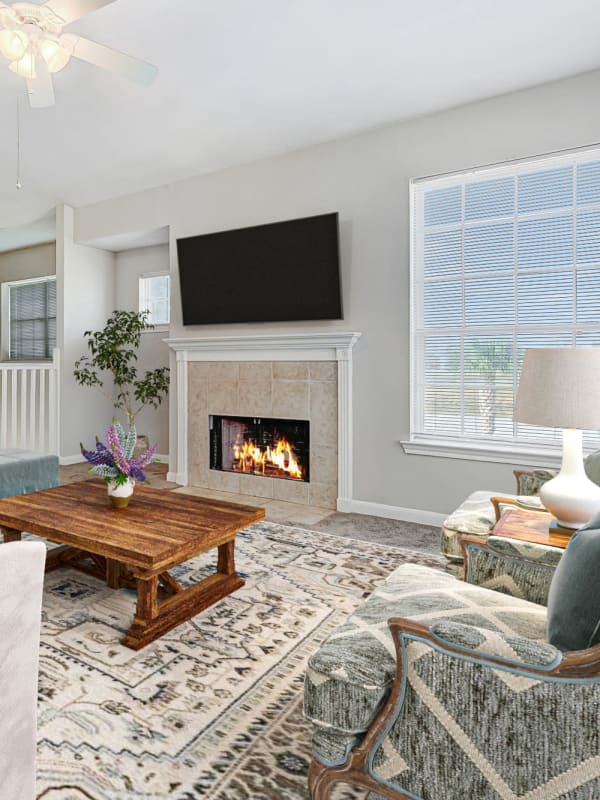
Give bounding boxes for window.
[410,148,600,459]
[139,273,170,327]
[6,277,56,361]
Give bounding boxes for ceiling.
[1,0,600,250]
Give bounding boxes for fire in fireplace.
[210,415,310,482]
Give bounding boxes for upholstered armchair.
[0,541,46,800]
[304,534,600,800]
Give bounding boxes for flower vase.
[108,478,135,508]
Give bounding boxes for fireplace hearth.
[210,415,310,482]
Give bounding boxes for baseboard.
[337,498,446,527]
[61,454,170,468]
[167,471,186,484]
[59,454,86,466]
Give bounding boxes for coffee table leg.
[2,527,22,543]
[217,540,236,575]
[136,575,159,621]
[121,537,245,650]
[106,559,122,590]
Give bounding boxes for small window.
[8,277,56,361]
[139,273,170,327]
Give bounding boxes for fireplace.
[210,415,310,482]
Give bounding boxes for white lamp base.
[539,429,600,529]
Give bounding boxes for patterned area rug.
[35,521,444,799]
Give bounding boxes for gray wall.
[115,244,170,454]
[74,69,600,515]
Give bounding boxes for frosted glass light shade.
[9,52,36,79]
[515,348,600,430]
[39,38,71,73]
[0,30,27,61]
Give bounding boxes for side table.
[491,507,574,550]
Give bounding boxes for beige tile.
[272,380,310,419]
[238,473,274,499]
[208,381,239,415]
[207,469,241,493]
[208,362,239,381]
[238,380,273,416]
[189,379,208,417]
[239,362,272,382]
[310,381,337,445]
[273,479,310,505]
[310,445,338,484]
[309,482,338,510]
[273,362,310,380]
[189,362,210,380]
[309,362,337,382]
[189,459,209,487]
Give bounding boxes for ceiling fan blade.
[67,35,158,85]
[43,0,117,25]
[26,58,55,109]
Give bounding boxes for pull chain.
[16,95,22,190]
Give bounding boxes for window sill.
[142,325,169,334]
[400,438,565,469]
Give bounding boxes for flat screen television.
[176,212,342,325]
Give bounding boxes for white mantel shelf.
[164,332,362,362]
[165,332,362,510]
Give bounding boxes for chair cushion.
[304,563,548,735]
[547,513,600,651]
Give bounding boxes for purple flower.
[81,423,157,485]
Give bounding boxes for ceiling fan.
[0,0,158,108]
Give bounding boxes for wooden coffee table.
[0,481,265,650]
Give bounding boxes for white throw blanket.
[0,541,46,800]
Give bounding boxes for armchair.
[304,535,600,800]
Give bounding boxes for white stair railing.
[0,348,60,455]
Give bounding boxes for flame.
[232,436,303,480]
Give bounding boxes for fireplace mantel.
[165,332,362,510]
[165,332,361,361]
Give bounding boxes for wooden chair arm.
[489,495,519,522]
[387,616,600,679]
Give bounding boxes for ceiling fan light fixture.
[40,37,71,72]
[9,50,36,78]
[0,29,28,61]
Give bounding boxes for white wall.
[115,244,169,454]
[56,206,116,460]
[74,69,600,516]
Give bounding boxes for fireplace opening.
[210,415,310,482]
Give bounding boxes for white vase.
[107,478,135,509]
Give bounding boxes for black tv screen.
[176,213,342,325]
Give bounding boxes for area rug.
[34,521,445,799]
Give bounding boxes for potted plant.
[74,310,170,450]
[81,420,158,507]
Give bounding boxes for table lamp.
[514,348,600,529]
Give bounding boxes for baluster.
[38,369,46,453]
[10,369,17,448]
[0,370,6,449]
[19,370,27,448]
[29,369,37,451]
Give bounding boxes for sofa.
[304,533,600,799]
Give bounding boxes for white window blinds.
[411,149,600,452]
[139,274,170,326]
[9,278,56,361]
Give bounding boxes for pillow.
[585,450,600,488]
[547,512,600,652]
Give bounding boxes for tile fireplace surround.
[165,333,361,510]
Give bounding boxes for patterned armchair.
[304,535,600,800]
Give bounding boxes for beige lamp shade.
[515,348,600,430]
